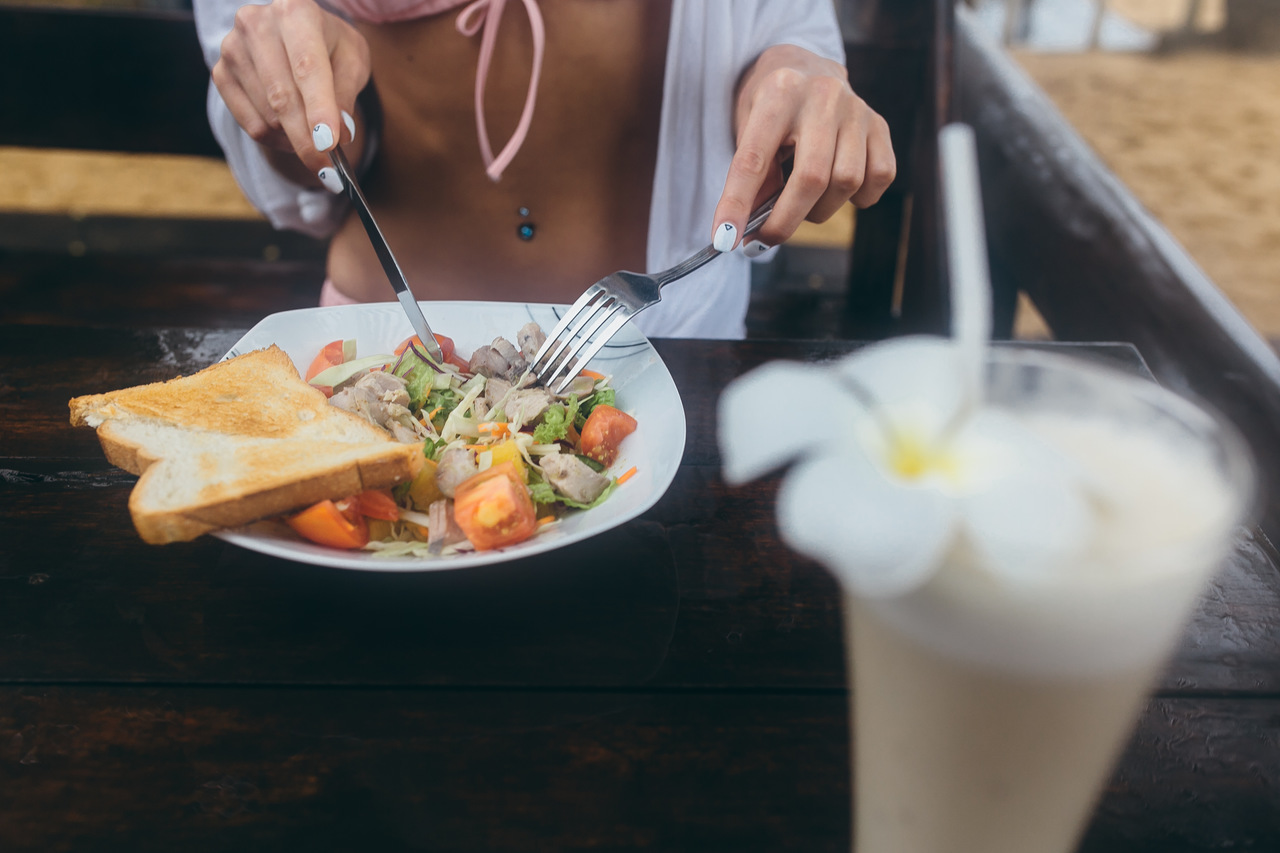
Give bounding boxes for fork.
[531,191,781,393]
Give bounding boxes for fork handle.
[652,189,783,289]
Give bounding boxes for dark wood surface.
[3,326,1279,851]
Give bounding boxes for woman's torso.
[328,0,672,304]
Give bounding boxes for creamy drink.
[710,125,1249,853]
[846,350,1254,853]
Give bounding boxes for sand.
[1013,48,1280,337]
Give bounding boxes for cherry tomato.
[285,499,369,549]
[452,461,537,551]
[579,404,638,468]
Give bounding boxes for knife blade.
[327,146,445,364]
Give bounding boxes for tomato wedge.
[452,461,537,551]
[304,338,355,379]
[579,404,638,468]
[342,489,400,522]
[285,499,369,549]
[395,334,466,369]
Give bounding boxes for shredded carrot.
[426,406,443,421]
[536,516,556,527]
[616,466,638,485]
[464,444,488,452]
[478,422,510,437]
[579,369,606,381]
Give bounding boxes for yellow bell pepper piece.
[407,457,445,511]
[488,439,526,482]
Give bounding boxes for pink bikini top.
[327,0,545,181]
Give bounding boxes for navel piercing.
[517,206,536,241]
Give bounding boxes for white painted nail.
[713,222,737,253]
[743,239,771,259]
[317,167,344,194]
[312,122,335,152]
[341,110,356,143]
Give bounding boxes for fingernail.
[312,122,335,152]
[317,167,344,194]
[713,222,737,253]
[341,110,356,143]
[743,239,771,259]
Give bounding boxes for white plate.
[214,301,686,572]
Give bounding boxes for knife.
[326,146,445,364]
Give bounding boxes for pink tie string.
[456,0,546,182]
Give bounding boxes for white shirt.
[192,0,845,338]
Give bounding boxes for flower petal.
[957,414,1096,582]
[946,408,1086,493]
[834,337,965,446]
[777,448,956,598]
[718,361,863,485]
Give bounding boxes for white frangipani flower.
[717,337,1097,599]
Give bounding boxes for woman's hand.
[211,0,372,184]
[711,44,896,255]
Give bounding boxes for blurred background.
[0,0,1276,343]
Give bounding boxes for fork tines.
[532,285,633,393]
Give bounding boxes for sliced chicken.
[468,345,509,379]
[468,336,528,383]
[389,422,422,444]
[505,389,555,424]
[557,374,596,399]
[435,447,479,498]
[539,453,611,505]
[490,336,528,380]
[485,377,513,409]
[356,370,410,405]
[517,322,546,361]
[427,499,468,548]
[329,371,424,441]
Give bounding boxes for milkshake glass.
[845,347,1255,853]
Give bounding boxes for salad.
[283,322,638,558]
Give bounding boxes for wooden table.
[2,325,1278,851]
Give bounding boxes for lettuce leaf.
[422,435,448,463]
[392,347,439,412]
[577,388,614,427]
[526,478,558,507]
[532,396,581,444]
[424,388,462,430]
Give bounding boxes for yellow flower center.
[887,432,957,482]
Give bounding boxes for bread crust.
[69,346,423,544]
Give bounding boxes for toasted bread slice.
[69,345,423,544]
